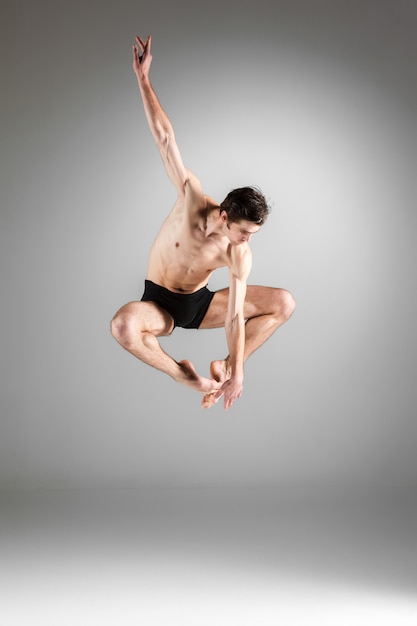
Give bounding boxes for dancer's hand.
[133,34,152,79]
[216,376,243,411]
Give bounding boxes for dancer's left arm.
[216,247,252,410]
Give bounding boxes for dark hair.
[220,186,270,225]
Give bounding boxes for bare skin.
[110,34,296,410]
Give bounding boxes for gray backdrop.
[1,0,416,490]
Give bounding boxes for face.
[221,212,261,245]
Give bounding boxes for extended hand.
[132,34,152,79]
[215,376,243,411]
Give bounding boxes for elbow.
[155,127,169,147]
[160,126,175,146]
[153,120,171,146]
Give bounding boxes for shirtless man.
[111,34,296,410]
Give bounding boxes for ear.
[220,210,228,222]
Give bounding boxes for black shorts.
[141,280,215,329]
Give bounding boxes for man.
[111,34,295,410]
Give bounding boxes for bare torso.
[146,173,237,293]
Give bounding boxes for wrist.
[136,73,150,89]
[230,369,244,383]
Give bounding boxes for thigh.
[199,285,281,329]
[115,300,175,337]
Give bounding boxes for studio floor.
[1,485,416,625]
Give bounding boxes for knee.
[110,307,139,347]
[273,288,296,321]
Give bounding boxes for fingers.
[221,380,243,410]
[201,393,220,410]
[224,391,241,411]
[203,379,243,410]
[214,381,231,402]
[135,34,151,52]
[202,389,239,410]
[214,386,225,401]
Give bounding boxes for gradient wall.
[1,0,416,489]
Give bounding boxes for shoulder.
[181,169,207,211]
[184,169,204,197]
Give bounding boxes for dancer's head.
[220,186,270,226]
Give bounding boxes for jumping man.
[111,35,296,410]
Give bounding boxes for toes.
[201,388,223,409]
[202,393,216,409]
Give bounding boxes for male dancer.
[111,35,295,410]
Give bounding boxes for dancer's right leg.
[110,301,221,394]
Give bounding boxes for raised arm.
[132,35,189,193]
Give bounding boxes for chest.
[155,215,226,271]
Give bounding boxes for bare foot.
[177,359,221,394]
[201,359,231,409]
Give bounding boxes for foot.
[201,359,231,409]
[177,359,221,394]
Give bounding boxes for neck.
[205,207,223,237]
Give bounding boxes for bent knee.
[110,307,140,347]
[274,288,296,320]
[111,301,174,346]
[110,312,127,344]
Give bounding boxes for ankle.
[177,359,197,383]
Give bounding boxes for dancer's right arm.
[133,35,189,194]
